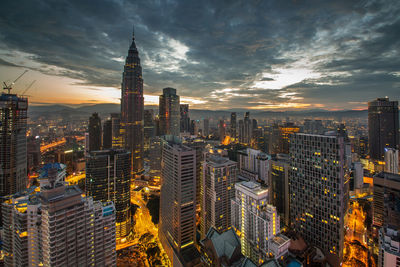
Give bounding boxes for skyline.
[0,0,399,110]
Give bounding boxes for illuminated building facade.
[231,112,237,140]
[111,113,123,148]
[231,181,286,263]
[149,136,162,178]
[384,148,399,174]
[238,148,270,184]
[201,155,237,238]
[278,123,300,154]
[289,133,350,265]
[180,104,190,133]
[85,149,131,241]
[88,112,102,151]
[0,93,27,198]
[373,172,400,228]
[368,97,399,161]
[2,163,116,267]
[159,88,180,137]
[269,155,290,226]
[121,29,144,175]
[159,137,196,265]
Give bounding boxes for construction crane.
[2,70,28,94]
[21,80,36,96]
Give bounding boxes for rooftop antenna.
[3,70,28,94]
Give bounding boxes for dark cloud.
[0,0,399,109]
[0,58,21,68]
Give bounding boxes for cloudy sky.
[0,0,399,110]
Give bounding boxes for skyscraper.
[203,118,209,137]
[231,181,290,263]
[2,163,116,267]
[86,149,132,241]
[231,112,237,140]
[144,109,155,153]
[384,148,399,174]
[159,136,196,265]
[111,113,123,148]
[103,118,112,150]
[373,172,400,228]
[159,88,180,137]
[289,133,350,265]
[180,104,190,133]
[0,93,27,201]
[89,112,102,151]
[238,148,270,184]
[368,97,399,161]
[121,28,144,175]
[201,155,237,238]
[219,119,225,142]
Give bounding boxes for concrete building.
[111,113,123,149]
[368,97,399,161]
[373,172,400,228]
[159,88,180,137]
[2,163,116,267]
[159,136,196,266]
[231,112,237,141]
[378,226,400,267]
[201,155,237,238]
[238,148,270,184]
[203,118,209,137]
[102,118,112,149]
[231,181,289,264]
[385,148,399,174]
[289,133,350,265]
[144,109,155,153]
[85,149,131,242]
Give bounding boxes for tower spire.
[132,25,135,40]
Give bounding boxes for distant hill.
[28,103,369,121]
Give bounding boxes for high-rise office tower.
[190,119,198,135]
[111,113,123,148]
[368,98,399,161]
[231,112,237,140]
[121,29,144,175]
[278,123,300,154]
[238,148,270,184]
[180,104,190,133]
[86,149,132,241]
[244,112,252,144]
[203,118,209,137]
[159,88,180,137]
[384,148,399,174]
[201,155,237,238]
[2,163,116,267]
[184,138,206,211]
[289,133,350,265]
[89,112,102,151]
[231,181,290,263]
[373,172,400,228]
[238,119,244,143]
[159,136,196,265]
[103,118,112,149]
[219,119,225,142]
[0,93,27,199]
[144,109,155,153]
[149,136,162,178]
[269,154,290,226]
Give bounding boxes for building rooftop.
[374,172,400,182]
[207,154,236,167]
[271,234,291,247]
[236,181,268,197]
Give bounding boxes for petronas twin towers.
[121,28,144,175]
